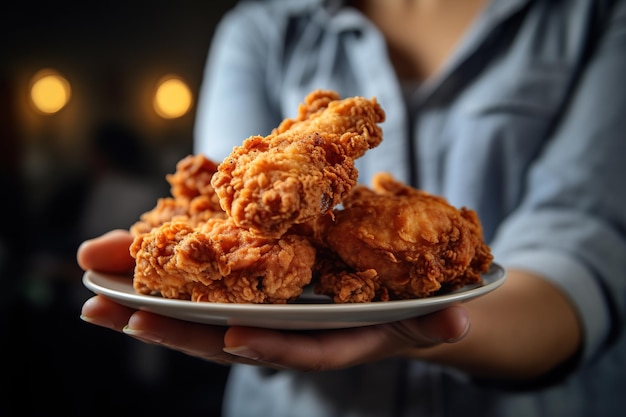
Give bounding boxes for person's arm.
[411,269,581,380]
[412,1,626,382]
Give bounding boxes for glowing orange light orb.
[30,69,71,114]
[153,76,193,119]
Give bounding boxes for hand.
[77,230,470,371]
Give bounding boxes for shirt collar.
[416,0,533,103]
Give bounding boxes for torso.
[352,0,488,81]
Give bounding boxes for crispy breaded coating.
[127,92,493,305]
[313,173,493,303]
[129,154,226,236]
[131,218,317,304]
[210,90,386,239]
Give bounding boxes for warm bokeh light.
[153,75,193,119]
[30,69,71,114]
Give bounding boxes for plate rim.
[82,263,506,319]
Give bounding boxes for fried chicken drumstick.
[313,173,493,303]
[210,90,386,238]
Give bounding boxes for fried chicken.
[129,154,226,236]
[210,90,386,239]
[312,172,493,303]
[128,154,317,303]
[131,218,317,303]
[124,91,494,305]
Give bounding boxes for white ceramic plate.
[83,263,505,330]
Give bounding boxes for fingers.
[222,306,470,371]
[81,295,236,364]
[77,229,135,273]
[81,295,470,370]
[122,312,232,363]
[224,325,393,371]
[81,295,136,331]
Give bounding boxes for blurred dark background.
[1,1,237,415]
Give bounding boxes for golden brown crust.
[131,218,317,304]
[129,154,226,236]
[127,91,493,304]
[210,89,386,239]
[313,172,493,302]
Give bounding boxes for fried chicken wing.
[131,218,317,303]
[313,173,493,303]
[130,154,226,236]
[210,90,386,238]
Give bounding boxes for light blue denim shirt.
[194,0,626,415]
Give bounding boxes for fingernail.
[223,346,262,361]
[80,314,115,330]
[123,326,163,343]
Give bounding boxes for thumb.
[388,305,470,347]
[222,306,470,371]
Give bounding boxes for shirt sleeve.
[490,2,626,364]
